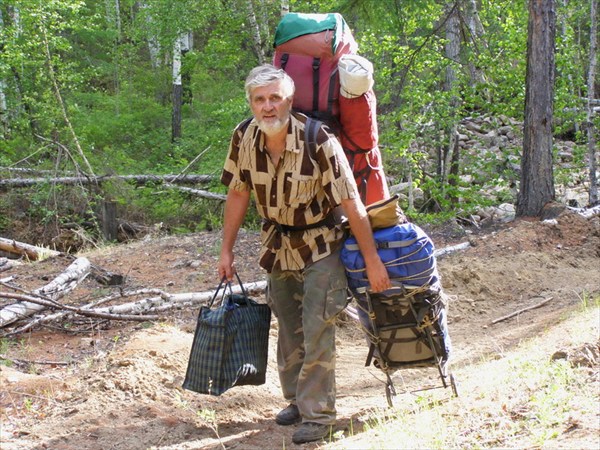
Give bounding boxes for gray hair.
[244,64,295,102]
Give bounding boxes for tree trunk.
[172,36,182,142]
[0,257,91,328]
[114,0,121,40]
[443,3,461,204]
[587,0,598,206]
[245,0,265,64]
[180,32,193,105]
[140,1,161,69]
[517,0,557,217]
[0,237,61,260]
[464,0,486,86]
[0,9,7,138]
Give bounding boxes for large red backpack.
[273,13,390,206]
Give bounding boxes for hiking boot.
[292,422,332,444]
[275,404,301,426]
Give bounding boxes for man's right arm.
[218,188,251,281]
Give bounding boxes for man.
[218,64,390,444]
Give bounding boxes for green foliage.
[0,0,595,232]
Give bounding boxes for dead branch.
[163,183,227,201]
[0,291,159,322]
[491,297,554,324]
[0,257,91,328]
[0,237,61,260]
[0,353,70,366]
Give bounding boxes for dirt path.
[1,210,599,449]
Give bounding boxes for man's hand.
[218,249,235,281]
[364,256,391,293]
[341,197,391,293]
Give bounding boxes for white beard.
[257,117,288,136]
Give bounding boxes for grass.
[327,306,599,449]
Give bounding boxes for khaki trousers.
[266,249,349,425]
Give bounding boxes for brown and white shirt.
[221,112,359,272]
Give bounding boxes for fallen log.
[84,280,268,316]
[0,237,61,261]
[567,204,600,219]
[1,258,23,273]
[0,257,91,328]
[0,174,215,190]
[1,280,268,335]
[434,241,471,258]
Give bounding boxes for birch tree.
[463,0,486,86]
[139,1,161,69]
[172,32,192,142]
[245,0,265,64]
[0,8,7,138]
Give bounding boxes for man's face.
[249,80,292,137]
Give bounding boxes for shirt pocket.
[283,175,318,208]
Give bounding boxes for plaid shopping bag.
[183,274,271,396]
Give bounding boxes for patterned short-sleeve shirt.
[221,112,359,272]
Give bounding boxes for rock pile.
[388,114,596,224]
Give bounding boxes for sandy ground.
[0,208,599,449]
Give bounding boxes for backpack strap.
[304,116,322,159]
[238,117,253,134]
[345,237,419,252]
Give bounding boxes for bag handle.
[207,273,251,309]
[207,276,232,308]
[234,272,250,304]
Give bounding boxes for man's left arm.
[341,197,391,293]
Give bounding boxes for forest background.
[0,0,598,246]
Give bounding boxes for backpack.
[273,12,390,206]
[341,222,441,292]
[273,13,357,126]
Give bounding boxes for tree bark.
[140,1,161,69]
[0,9,7,139]
[0,257,91,328]
[443,2,461,204]
[172,36,183,142]
[464,0,487,86]
[0,237,61,260]
[517,0,557,217]
[587,0,598,206]
[245,0,265,64]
